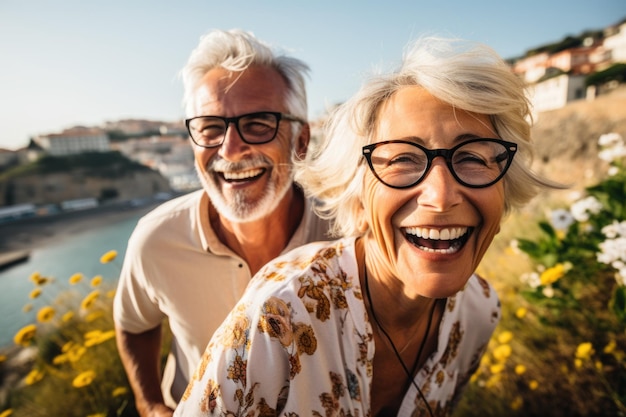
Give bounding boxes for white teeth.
[223,168,264,180]
[404,226,468,240]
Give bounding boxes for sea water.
[0,213,144,348]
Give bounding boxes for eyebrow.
[393,133,492,147]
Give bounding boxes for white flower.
[550,208,575,231]
[601,221,626,239]
[521,272,541,289]
[608,166,620,176]
[509,239,521,254]
[598,133,626,163]
[598,133,623,147]
[570,196,603,222]
[542,286,555,298]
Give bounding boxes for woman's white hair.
[295,36,563,238]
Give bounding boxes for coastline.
[0,202,161,255]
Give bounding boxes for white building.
[604,20,626,63]
[528,73,587,114]
[36,128,110,156]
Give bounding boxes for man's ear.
[295,123,310,159]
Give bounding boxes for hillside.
[530,86,626,187]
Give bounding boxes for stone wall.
[0,170,171,206]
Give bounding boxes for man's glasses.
[185,111,304,148]
[362,138,517,189]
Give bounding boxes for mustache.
[207,155,272,172]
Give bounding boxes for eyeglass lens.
[367,140,512,188]
[188,112,280,147]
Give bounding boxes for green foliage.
[0,151,151,181]
[455,133,626,417]
[525,31,602,56]
[586,63,626,87]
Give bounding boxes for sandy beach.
[0,202,161,254]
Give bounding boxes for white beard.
[196,149,295,223]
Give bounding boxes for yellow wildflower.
[490,363,505,374]
[99,250,117,264]
[539,263,570,286]
[575,342,594,360]
[29,271,41,283]
[29,288,42,299]
[22,303,33,313]
[84,330,115,347]
[0,409,13,417]
[497,330,513,344]
[61,341,74,353]
[72,370,96,388]
[80,290,100,310]
[24,368,45,385]
[493,344,512,362]
[67,346,87,363]
[29,272,50,286]
[485,374,501,388]
[86,311,104,322]
[87,414,106,417]
[62,311,74,322]
[529,380,539,390]
[69,273,83,285]
[514,364,526,375]
[36,306,56,323]
[575,358,583,368]
[515,307,527,319]
[511,396,523,410]
[52,353,68,365]
[106,289,116,298]
[90,275,103,287]
[603,340,616,354]
[14,324,37,346]
[0,355,6,363]
[112,386,128,397]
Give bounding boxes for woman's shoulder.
[241,237,360,313]
[446,273,501,326]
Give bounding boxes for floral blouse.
[174,237,500,417]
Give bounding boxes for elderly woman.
[174,37,561,417]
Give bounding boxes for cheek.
[475,188,506,259]
[363,177,406,253]
[193,146,212,169]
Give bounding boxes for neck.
[212,185,304,275]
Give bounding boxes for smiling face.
[190,65,307,223]
[362,86,505,298]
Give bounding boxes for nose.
[217,122,251,161]
[416,158,463,210]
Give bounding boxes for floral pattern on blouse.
[175,237,500,417]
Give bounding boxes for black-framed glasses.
[185,111,304,148]
[362,138,517,189]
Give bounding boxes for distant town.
[0,17,625,221]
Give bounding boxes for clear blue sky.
[0,0,624,150]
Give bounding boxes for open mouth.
[220,168,266,183]
[403,226,472,254]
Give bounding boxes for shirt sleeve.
[113,222,166,332]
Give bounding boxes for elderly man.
[113,29,331,417]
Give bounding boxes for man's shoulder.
[138,189,203,226]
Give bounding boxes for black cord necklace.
[364,267,436,417]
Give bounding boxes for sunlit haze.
[0,0,623,150]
